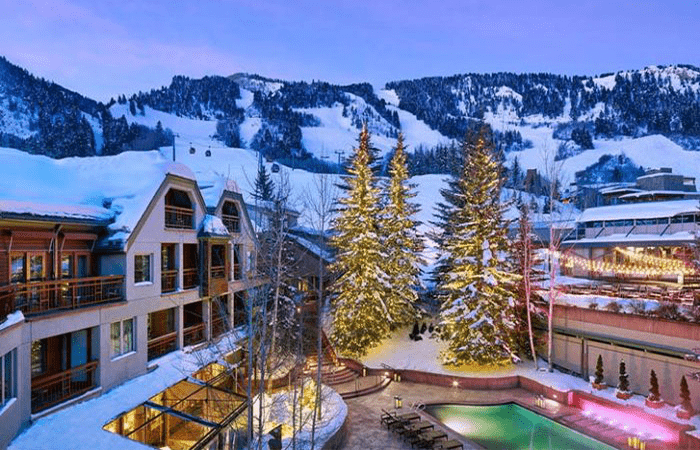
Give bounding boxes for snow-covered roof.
[567,231,696,247]
[0,147,197,243]
[619,190,700,200]
[0,200,112,222]
[199,214,230,237]
[577,199,700,223]
[288,233,334,262]
[199,177,241,208]
[599,187,641,195]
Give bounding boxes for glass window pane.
[31,341,44,376]
[123,319,134,353]
[29,255,44,281]
[111,322,121,355]
[62,255,73,278]
[3,352,12,402]
[77,255,88,278]
[11,255,25,283]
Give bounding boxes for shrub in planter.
[592,355,606,390]
[646,370,664,408]
[616,359,632,399]
[605,301,621,313]
[677,375,695,419]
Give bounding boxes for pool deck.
[341,381,678,450]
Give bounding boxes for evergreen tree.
[253,162,275,201]
[330,125,390,357]
[594,355,604,385]
[380,133,423,329]
[649,370,661,401]
[435,126,518,365]
[680,375,693,411]
[618,359,630,393]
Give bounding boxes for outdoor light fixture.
[362,367,367,377]
[394,395,403,409]
[384,371,389,377]
[452,380,459,387]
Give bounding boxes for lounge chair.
[433,439,463,450]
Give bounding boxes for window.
[10,254,25,283]
[29,255,44,281]
[210,245,226,279]
[31,341,45,376]
[111,319,135,357]
[1,350,14,407]
[161,244,177,293]
[61,254,74,278]
[222,201,240,233]
[233,245,242,280]
[134,255,151,284]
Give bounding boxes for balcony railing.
[211,316,228,338]
[222,214,240,233]
[31,361,98,413]
[210,265,226,279]
[0,275,124,320]
[147,331,177,361]
[161,269,177,293]
[164,205,193,229]
[183,323,206,346]
[183,268,199,290]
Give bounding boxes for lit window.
[134,255,151,283]
[111,319,135,357]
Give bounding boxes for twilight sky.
[2,0,699,101]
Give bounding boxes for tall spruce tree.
[381,133,423,328]
[330,125,390,357]
[435,126,518,365]
[253,162,275,201]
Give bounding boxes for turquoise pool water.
[424,403,615,450]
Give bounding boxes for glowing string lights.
[544,249,696,277]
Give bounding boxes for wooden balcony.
[161,269,177,294]
[31,361,98,413]
[211,316,228,338]
[183,268,199,290]
[222,214,240,233]
[147,331,177,361]
[183,323,205,346]
[0,275,124,320]
[164,205,193,229]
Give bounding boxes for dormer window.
[164,189,193,229]
[222,201,240,233]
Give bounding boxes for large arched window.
[164,189,193,229]
[221,201,240,233]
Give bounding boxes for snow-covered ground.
[359,325,700,436]
[9,346,223,450]
[9,330,345,450]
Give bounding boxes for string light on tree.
[544,249,696,277]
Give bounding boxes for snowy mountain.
[3,55,700,185]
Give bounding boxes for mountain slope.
[3,55,700,184]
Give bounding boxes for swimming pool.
[424,403,615,450]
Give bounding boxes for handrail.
[161,269,177,293]
[0,275,125,319]
[221,214,240,233]
[31,360,99,412]
[164,204,193,229]
[210,265,226,279]
[147,331,177,360]
[184,322,206,346]
[183,267,199,289]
